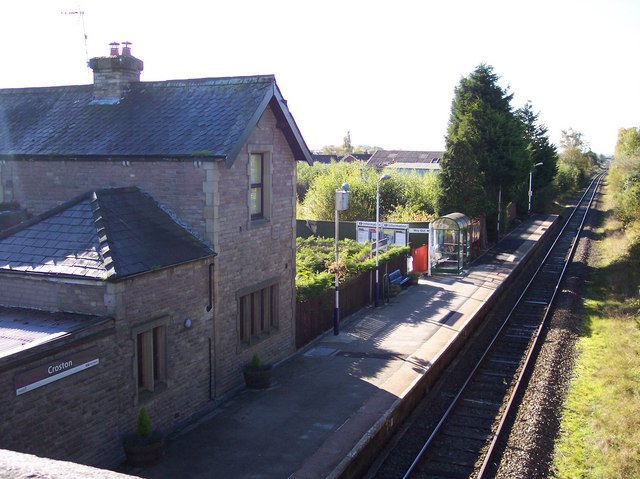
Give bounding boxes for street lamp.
[374,173,391,307]
[334,182,350,335]
[528,162,543,217]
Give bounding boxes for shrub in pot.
[243,353,272,389]
[123,407,164,467]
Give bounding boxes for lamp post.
[374,173,391,307]
[528,162,543,217]
[334,183,350,335]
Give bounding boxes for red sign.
[14,346,99,396]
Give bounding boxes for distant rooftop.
[311,153,372,164]
[367,150,443,170]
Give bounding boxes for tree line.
[610,127,640,231]
[298,64,602,242]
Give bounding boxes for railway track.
[377,174,605,479]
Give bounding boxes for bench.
[388,269,411,287]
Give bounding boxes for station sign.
[356,221,409,249]
[15,346,99,396]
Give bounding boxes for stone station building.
[0,43,312,467]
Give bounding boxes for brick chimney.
[88,42,144,102]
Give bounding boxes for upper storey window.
[250,153,264,220]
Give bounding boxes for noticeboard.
[356,221,409,247]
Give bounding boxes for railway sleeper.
[420,459,474,479]
[428,438,485,464]
[448,411,495,429]
[445,423,494,441]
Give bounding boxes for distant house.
[367,150,443,175]
[311,152,372,164]
[0,43,311,468]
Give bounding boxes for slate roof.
[367,150,444,170]
[0,75,312,167]
[0,187,215,280]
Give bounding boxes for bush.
[554,162,581,193]
[296,236,409,302]
[298,162,440,221]
[615,177,640,225]
[296,161,330,202]
[136,407,153,438]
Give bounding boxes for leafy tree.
[299,162,376,221]
[558,128,595,189]
[439,64,528,241]
[342,131,353,154]
[611,127,640,225]
[297,161,329,202]
[613,127,640,176]
[560,128,587,151]
[319,141,379,156]
[515,101,558,213]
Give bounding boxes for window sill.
[137,381,168,403]
[239,328,280,350]
[250,217,270,229]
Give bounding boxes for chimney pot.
[89,42,144,102]
[109,42,120,56]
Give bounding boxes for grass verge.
[552,187,640,478]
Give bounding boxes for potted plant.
[123,407,164,467]
[243,353,272,389]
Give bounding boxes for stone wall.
[0,275,107,314]
[210,107,297,392]
[0,449,138,479]
[0,320,122,467]
[110,258,214,436]
[1,157,208,241]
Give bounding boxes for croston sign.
[14,346,99,396]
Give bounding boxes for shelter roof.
[431,212,471,230]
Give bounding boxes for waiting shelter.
[429,212,473,274]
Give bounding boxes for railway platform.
[122,215,557,479]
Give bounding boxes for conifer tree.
[439,64,528,241]
[516,101,558,211]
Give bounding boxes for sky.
[0,0,638,155]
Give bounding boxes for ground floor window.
[134,321,167,398]
[238,280,279,346]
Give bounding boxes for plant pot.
[123,432,164,467]
[243,365,272,389]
